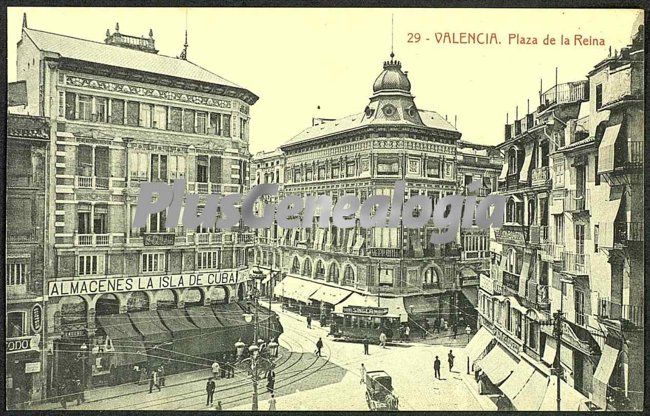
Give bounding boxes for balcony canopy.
[597,123,622,174]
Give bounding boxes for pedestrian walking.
[212,360,220,379]
[74,379,85,405]
[149,369,161,393]
[360,363,366,384]
[158,365,166,387]
[405,325,411,341]
[133,365,140,384]
[220,355,227,378]
[307,314,312,329]
[205,377,216,406]
[268,394,277,411]
[315,337,323,357]
[363,336,369,355]
[434,356,441,379]
[448,350,455,372]
[266,369,276,394]
[379,332,387,348]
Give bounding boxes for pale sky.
[7,8,643,153]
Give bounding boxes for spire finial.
[115,22,119,32]
[179,10,189,60]
[22,12,27,29]
[149,29,154,38]
[390,13,394,59]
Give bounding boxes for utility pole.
[252,290,259,411]
[377,262,381,308]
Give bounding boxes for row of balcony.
[613,221,644,244]
[76,176,111,189]
[71,231,255,247]
[597,298,643,327]
[75,175,243,194]
[539,81,590,111]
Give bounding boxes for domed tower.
[362,53,425,126]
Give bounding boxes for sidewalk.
[458,363,497,411]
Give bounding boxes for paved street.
[26,305,486,411]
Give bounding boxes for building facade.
[6,110,52,406]
[14,19,261,396]
[476,24,644,411]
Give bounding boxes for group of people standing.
[433,350,456,380]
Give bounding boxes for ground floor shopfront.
[42,278,284,397]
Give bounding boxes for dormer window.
[382,104,396,117]
[365,106,375,117]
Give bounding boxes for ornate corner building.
[476,24,644,411]
[251,55,502,336]
[8,19,275,404]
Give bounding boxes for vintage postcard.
[4,6,645,412]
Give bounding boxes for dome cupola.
[372,52,411,94]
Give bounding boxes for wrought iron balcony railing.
[561,252,590,275]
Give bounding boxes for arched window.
[303,258,312,277]
[328,263,340,283]
[508,148,518,175]
[291,257,300,274]
[343,265,355,286]
[315,260,325,280]
[505,249,517,273]
[423,267,440,286]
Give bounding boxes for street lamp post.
[465,326,471,375]
[79,343,88,392]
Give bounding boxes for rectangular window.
[78,204,91,234]
[94,146,110,179]
[142,253,165,273]
[169,155,186,179]
[305,169,313,181]
[197,156,209,183]
[169,107,183,132]
[126,101,140,126]
[595,84,603,110]
[78,255,101,276]
[331,164,340,178]
[149,211,167,233]
[210,156,222,184]
[209,113,221,135]
[198,251,220,269]
[222,114,231,137]
[65,92,76,120]
[318,166,326,180]
[239,118,247,139]
[150,154,168,181]
[575,290,585,326]
[554,159,565,187]
[95,97,108,122]
[77,145,93,177]
[426,158,440,178]
[78,95,92,121]
[346,161,356,176]
[94,205,108,234]
[196,112,207,134]
[154,106,167,130]
[58,91,65,117]
[7,262,27,286]
[183,109,195,133]
[294,168,302,182]
[377,157,399,175]
[594,225,599,252]
[7,312,26,337]
[554,214,564,244]
[594,155,600,185]
[140,103,153,128]
[110,99,124,125]
[575,224,585,255]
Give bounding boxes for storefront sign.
[494,228,526,246]
[7,335,40,354]
[48,270,247,297]
[479,274,495,295]
[493,324,523,355]
[143,233,175,246]
[368,248,400,258]
[342,306,389,316]
[31,304,42,333]
[62,329,87,339]
[25,362,41,373]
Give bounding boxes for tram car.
[329,305,402,343]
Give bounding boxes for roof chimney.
[22,12,27,29]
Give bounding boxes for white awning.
[511,369,549,411]
[309,285,352,306]
[465,326,495,364]
[539,377,591,411]
[596,189,623,248]
[542,336,556,366]
[480,343,519,385]
[346,229,356,251]
[598,124,622,174]
[498,160,509,181]
[519,143,534,183]
[274,275,321,304]
[500,359,536,402]
[352,236,365,254]
[592,344,619,409]
[518,255,531,297]
[334,293,408,322]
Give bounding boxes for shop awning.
[597,124,622,174]
[479,343,519,385]
[352,236,365,254]
[460,268,477,279]
[335,293,408,323]
[403,294,441,315]
[542,336,556,366]
[186,306,222,329]
[498,160,509,181]
[309,285,352,306]
[96,314,147,366]
[592,344,619,409]
[465,326,495,364]
[460,287,478,308]
[158,309,198,336]
[511,369,549,411]
[129,310,172,348]
[158,309,204,358]
[274,275,321,304]
[519,143,534,182]
[539,377,591,411]
[213,303,255,346]
[500,358,536,401]
[184,306,234,357]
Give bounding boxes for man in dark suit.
[206,378,216,406]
